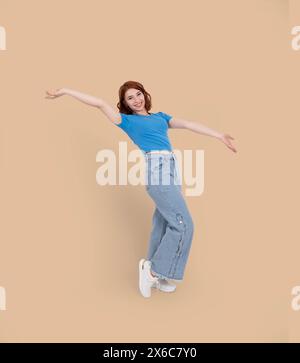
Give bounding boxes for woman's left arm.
[169,117,237,153]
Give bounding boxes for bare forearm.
[185,120,223,139]
[62,88,103,108]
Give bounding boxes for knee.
[175,213,194,234]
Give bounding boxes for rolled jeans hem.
[151,266,183,282]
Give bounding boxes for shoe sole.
[153,285,176,293]
[139,258,150,298]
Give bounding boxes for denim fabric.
[142,151,194,281]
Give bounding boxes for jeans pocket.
[156,159,176,187]
[146,158,164,188]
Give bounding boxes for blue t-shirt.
[114,111,173,152]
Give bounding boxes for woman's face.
[124,88,146,113]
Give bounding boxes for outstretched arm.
[169,117,237,153]
[45,88,103,107]
[45,88,121,124]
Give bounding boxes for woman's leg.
[147,207,168,261]
[146,184,194,281]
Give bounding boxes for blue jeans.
[142,151,194,282]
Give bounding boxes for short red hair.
[117,80,152,115]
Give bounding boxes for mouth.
[134,103,142,107]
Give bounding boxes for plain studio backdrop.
[0,0,300,342]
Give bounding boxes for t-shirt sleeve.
[158,111,173,126]
[114,113,130,132]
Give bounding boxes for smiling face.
[124,88,147,114]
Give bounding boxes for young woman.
[45,80,237,299]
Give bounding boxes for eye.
[128,92,141,100]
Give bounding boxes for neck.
[134,111,150,116]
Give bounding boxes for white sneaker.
[139,259,159,298]
[153,279,177,293]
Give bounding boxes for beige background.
[0,0,299,342]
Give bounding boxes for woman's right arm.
[45,88,121,124]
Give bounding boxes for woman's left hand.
[219,134,237,153]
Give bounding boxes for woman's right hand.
[45,88,65,99]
